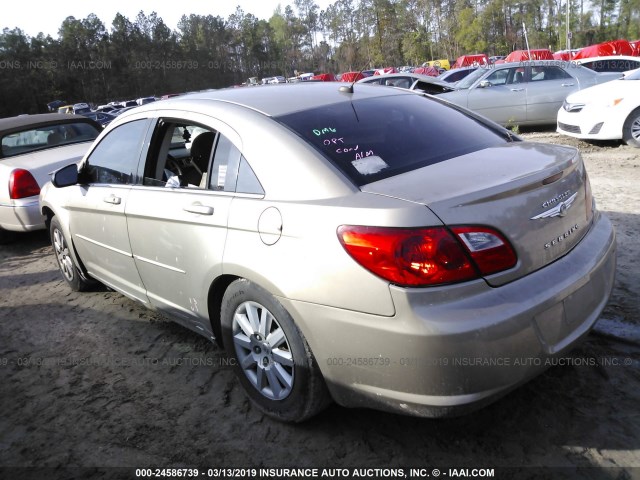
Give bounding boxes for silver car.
[40,83,616,422]
[0,114,100,243]
[439,60,620,126]
[357,73,455,95]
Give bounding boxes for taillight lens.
[338,225,517,287]
[9,169,40,199]
[337,226,477,287]
[451,227,517,275]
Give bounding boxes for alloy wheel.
[52,227,74,282]
[232,301,294,400]
[632,116,640,142]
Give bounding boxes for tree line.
[1,0,638,117]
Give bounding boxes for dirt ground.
[0,131,639,479]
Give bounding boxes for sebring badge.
[531,192,578,220]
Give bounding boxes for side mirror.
[479,80,492,88]
[52,163,79,188]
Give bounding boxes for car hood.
[566,78,639,104]
[361,142,593,286]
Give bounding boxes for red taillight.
[451,226,517,275]
[338,225,517,287]
[337,226,477,287]
[9,169,40,199]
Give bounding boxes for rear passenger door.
[124,113,242,337]
[525,65,577,124]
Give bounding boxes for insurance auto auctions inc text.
[252,468,495,478]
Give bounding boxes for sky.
[2,0,335,38]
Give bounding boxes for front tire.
[622,108,640,148]
[221,279,331,422]
[50,216,94,291]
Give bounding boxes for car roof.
[134,82,414,117]
[492,59,569,66]
[439,66,477,76]
[0,113,98,132]
[360,73,436,80]
[575,55,640,62]
[446,65,478,71]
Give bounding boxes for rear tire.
[220,279,331,422]
[50,216,94,291]
[622,108,640,148]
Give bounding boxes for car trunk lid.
[360,142,593,286]
[0,142,89,203]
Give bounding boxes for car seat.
[184,131,215,186]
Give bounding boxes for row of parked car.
[302,43,639,89]
[357,61,640,144]
[0,75,620,422]
[51,96,167,129]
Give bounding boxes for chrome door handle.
[183,204,214,215]
[510,88,524,92]
[103,195,121,205]
[561,83,575,87]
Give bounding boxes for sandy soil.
[0,131,639,479]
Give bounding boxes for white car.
[557,68,640,147]
[0,113,101,242]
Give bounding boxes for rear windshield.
[1,122,100,158]
[276,94,508,186]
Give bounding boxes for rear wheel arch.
[207,274,240,348]
[218,277,331,421]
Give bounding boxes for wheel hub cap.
[232,301,294,400]
[53,228,74,282]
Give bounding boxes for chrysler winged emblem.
[531,192,578,220]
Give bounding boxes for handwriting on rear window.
[312,127,337,136]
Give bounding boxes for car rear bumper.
[0,199,45,232]
[282,211,616,417]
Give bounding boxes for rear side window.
[530,66,572,81]
[276,95,508,186]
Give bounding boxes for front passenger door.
[467,67,527,125]
[69,119,151,303]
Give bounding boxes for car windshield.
[276,94,508,186]
[455,66,490,89]
[1,122,100,158]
